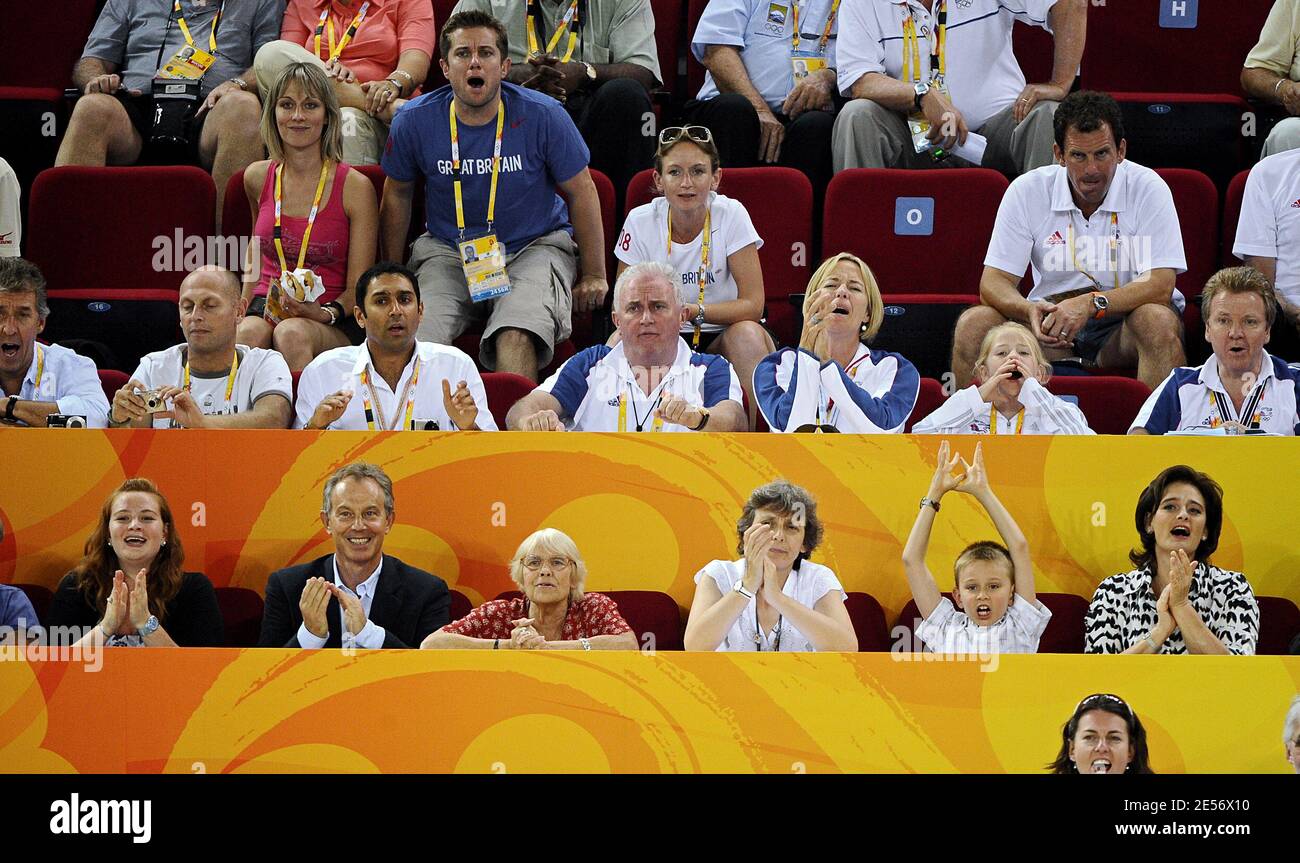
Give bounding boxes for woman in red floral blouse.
[420,529,639,650]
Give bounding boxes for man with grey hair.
[0,257,110,428]
[506,261,747,431]
[110,267,292,429]
[259,461,450,649]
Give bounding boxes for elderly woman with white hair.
[1285,696,1300,773]
[421,529,638,650]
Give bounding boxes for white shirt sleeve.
[348,619,387,650]
[0,158,21,257]
[296,622,327,649]
[55,352,111,428]
[1019,377,1095,434]
[915,597,960,648]
[721,196,762,256]
[835,0,886,97]
[1004,595,1052,643]
[1004,0,1059,29]
[614,203,658,267]
[689,0,750,62]
[911,385,986,435]
[294,359,329,429]
[808,565,848,603]
[1232,162,1279,260]
[984,177,1036,277]
[251,349,293,405]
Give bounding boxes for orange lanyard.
[314,2,371,62]
[989,405,1025,434]
[526,0,580,62]
[360,359,420,431]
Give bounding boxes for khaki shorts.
[408,229,577,369]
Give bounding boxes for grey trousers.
[831,98,1058,176]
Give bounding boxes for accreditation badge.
[458,233,511,303]
[790,50,826,82]
[157,44,216,80]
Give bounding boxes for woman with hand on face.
[913,322,1093,435]
[238,62,378,372]
[46,478,223,647]
[1085,465,1260,655]
[684,481,857,652]
[1048,693,1155,774]
[612,126,772,429]
[421,529,638,650]
[753,253,919,433]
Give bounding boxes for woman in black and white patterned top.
[1085,465,1259,655]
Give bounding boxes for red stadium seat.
[1045,376,1153,435]
[1257,595,1300,656]
[906,377,947,433]
[97,369,129,405]
[845,592,891,651]
[29,166,216,371]
[291,370,302,405]
[1221,169,1251,268]
[894,592,1088,654]
[1154,168,1217,362]
[650,0,685,101]
[427,0,460,91]
[449,589,472,623]
[12,583,54,626]
[626,166,814,346]
[685,0,709,97]
[481,371,535,429]
[214,586,264,648]
[494,588,683,650]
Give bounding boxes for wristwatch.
[1091,292,1109,319]
[689,406,711,431]
[692,303,706,328]
[582,61,597,84]
[913,79,931,113]
[138,615,160,638]
[919,496,941,513]
[732,580,755,599]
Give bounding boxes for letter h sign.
[1159,0,1197,28]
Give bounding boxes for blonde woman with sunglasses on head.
[613,125,772,429]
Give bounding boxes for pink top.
[281,0,436,88]
[253,160,352,301]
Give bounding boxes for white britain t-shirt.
[130,344,292,428]
[614,192,762,333]
[695,558,846,652]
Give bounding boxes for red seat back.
[906,377,947,432]
[494,588,682,650]
[1154,168,1217,303]
[449,588,472,623]
[30,166,215,295]
[845,592,890,651]
[0,1,100,90]
[481,371,536,429]
[685,0,709,96]
[1046,375,1153,435]
[1257,595,1300,655]
[823,168,1008,299]
[98,369,129,404]
[650,0,684,99]
[894,592,1088,654]
[214,586,264,648]
[1221,169,1251,268]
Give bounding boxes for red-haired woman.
[47,479,224,647]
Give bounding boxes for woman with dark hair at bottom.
[46,478,223,647]
[1049,693,1155,774]
[1084,464,1259,655]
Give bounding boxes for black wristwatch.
[2,395,18,424]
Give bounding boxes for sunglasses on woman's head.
[658,125,713,147]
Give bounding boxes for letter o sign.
[894,197,934,236]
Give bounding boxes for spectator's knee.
[271,317,313,352]
[835,98,894,133]
[727,320,772,355]
[1128,303,1182,340]
[69,93,124,132]
[210,89,262,132]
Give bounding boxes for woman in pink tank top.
[237,62,378,371]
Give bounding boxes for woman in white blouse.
[684,481,857,652]
[913,322,1093,435]
[612,125,771,428]
[753,253,920,433]
[1084,465,1259,655]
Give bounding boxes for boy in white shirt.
[901,441,1051,655]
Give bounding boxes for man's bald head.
[179,266,242,299]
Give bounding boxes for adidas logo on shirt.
[1045,230,1065,246]
[1290,199,1300,208]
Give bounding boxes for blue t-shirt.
[382,82,590,251]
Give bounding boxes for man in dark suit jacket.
[258,462,450,648]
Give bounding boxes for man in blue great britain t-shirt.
[379,10,608,382]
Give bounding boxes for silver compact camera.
[46,414,88,428]
[135,388,168,414]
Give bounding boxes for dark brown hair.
[1048,694,1154,774]
[73,478,184,623]
[439,10,509,62]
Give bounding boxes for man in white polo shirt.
[1233,146,1300,362]
[296,262,495,431]
[1130,267,1300,436]
[0,258,109,428]
[832,0,1086,174]
[952,91,1187,390]
[506,261,747,431]
[110,267,292,429]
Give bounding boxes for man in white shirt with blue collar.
[833,0,1086,174]
[1130,267,1300,436]
[506,261,747,431]
[954,91,1187,390]
[259,462,451,649]
[296,262,495,431]
[0,258,110,428]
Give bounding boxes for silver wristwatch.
[693,303,706,328]
[732,580,755,599]
[138,615,160,638]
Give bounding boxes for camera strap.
[273,160,332,276]
[526,0,580,62]
[314,2,372,63]
[666,205,710,349]
[360,358,420,431]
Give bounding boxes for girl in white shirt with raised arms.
[914,322,1093,435]
[613,125,772,428]
[684,481,857,652]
